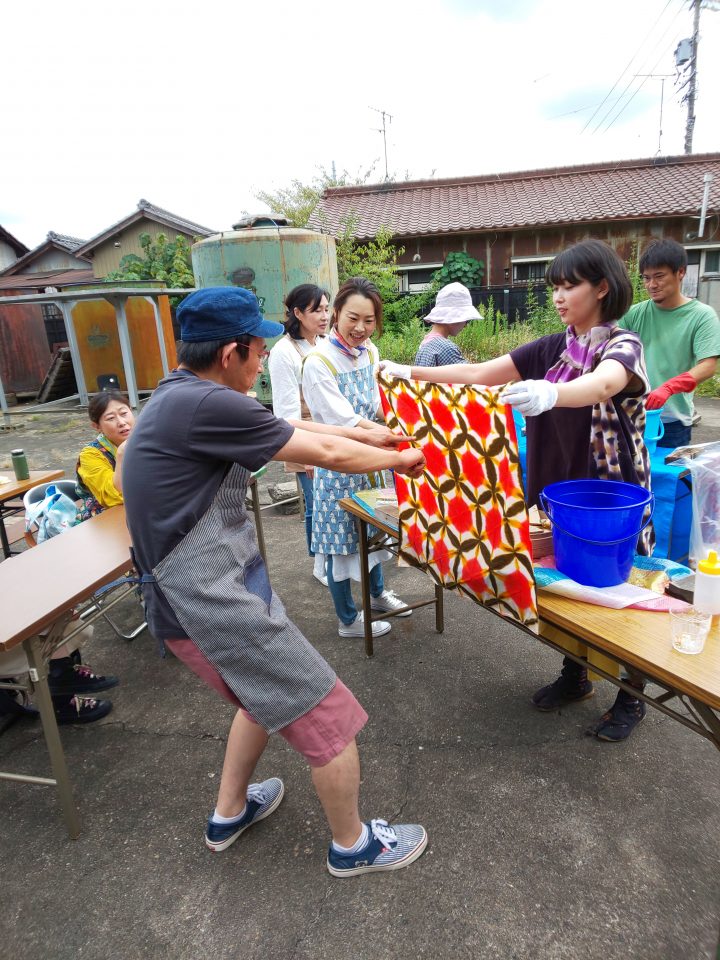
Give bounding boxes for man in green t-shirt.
[619,238,720,448]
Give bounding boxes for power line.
[581,0,675,132]
[598,34,681,134]
[590,3,686,134]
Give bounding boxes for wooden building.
[0,226,29,271]
[74,199,216,278]
[312,152,720,311]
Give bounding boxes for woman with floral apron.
[302,277,412,640]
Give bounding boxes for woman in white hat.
[414,282,480,368]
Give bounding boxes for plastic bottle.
[693,550,720,616]
[11,448,29,481]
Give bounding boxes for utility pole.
[370,107,393,180]
[684,0,701,154]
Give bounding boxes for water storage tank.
[191,216,338,405]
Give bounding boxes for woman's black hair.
[332,277,384,336]
[545,239,632,323]
[176,334,252,371]
[284,284,330,340]
[88,391,130,424]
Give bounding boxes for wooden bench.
[0,506,135,837]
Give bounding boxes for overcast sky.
[3,0,718,248]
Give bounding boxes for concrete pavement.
[0,400,719,960]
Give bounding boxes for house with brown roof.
[0,226,29,271]
[312,152,720,310]
[74,199,216,278]
[0,231,89,278]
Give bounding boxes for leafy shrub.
[434,251,484,288]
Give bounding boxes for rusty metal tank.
[191,216,338,404]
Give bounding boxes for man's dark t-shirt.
[122,369,294,639]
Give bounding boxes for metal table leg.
[0,512,11,559]
[356,517,374,657]
[435,583,444,634]
[24,633,80,838]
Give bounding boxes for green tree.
[335,217,403,302]
[106,232,195,293]
[254,164,376,227]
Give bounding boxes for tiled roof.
[311,153,720,239]
[74,199,216,257]
[0,225,29,257]
[0,268,95,291]
[46,231,86,252]
[0,233,90,277]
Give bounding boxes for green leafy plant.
[106,232,195,305]
[627,240,650,305]
[434,251,484,289]
[335,218,403,303]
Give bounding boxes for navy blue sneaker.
[327,818,428,877]
[205,777,285,853]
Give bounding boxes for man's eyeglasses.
[235,343,269,361]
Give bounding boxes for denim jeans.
[657,419,691,450]
[296,471,314,555]
[326,555,384,625]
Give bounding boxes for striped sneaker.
[205,777,285,852]
[327,818,428,877]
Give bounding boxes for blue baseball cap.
[177,287,284,342]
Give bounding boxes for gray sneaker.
[338,612,391,638]
[371,589,412,617]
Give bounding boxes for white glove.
[500,379,558,417]
[378,359,412,380]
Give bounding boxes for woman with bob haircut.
[302,276,413,640]
[76,390,135,517]
[381,240,654,742]
[268,283,330,583]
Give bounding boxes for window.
[397,264,443,292]
[511,256,555,284]
[704,250,720,274]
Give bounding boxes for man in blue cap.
[122,286,428,877]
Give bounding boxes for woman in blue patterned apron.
[302,277,412,639]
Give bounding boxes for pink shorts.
[165,637,368,767]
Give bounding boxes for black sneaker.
[531,659,594,712]
[48,660,119,696]
[53,695,113,725]
[587,689,646,742]
[0,687,39,719]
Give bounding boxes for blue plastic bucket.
[643,408,665,456]
[539,479,654,587]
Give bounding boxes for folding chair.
[23,481,147,641]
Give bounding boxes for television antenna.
[370,107,393,180]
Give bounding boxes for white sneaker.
[338,612,391,638]
[370,589,412,618]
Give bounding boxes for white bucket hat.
[424,282,481,325]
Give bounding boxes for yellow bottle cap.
[698,550,720,575]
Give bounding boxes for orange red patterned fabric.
[378,375,538,630]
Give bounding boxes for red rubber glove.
[646,372,697,410]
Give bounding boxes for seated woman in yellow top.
[76,391,134,518]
